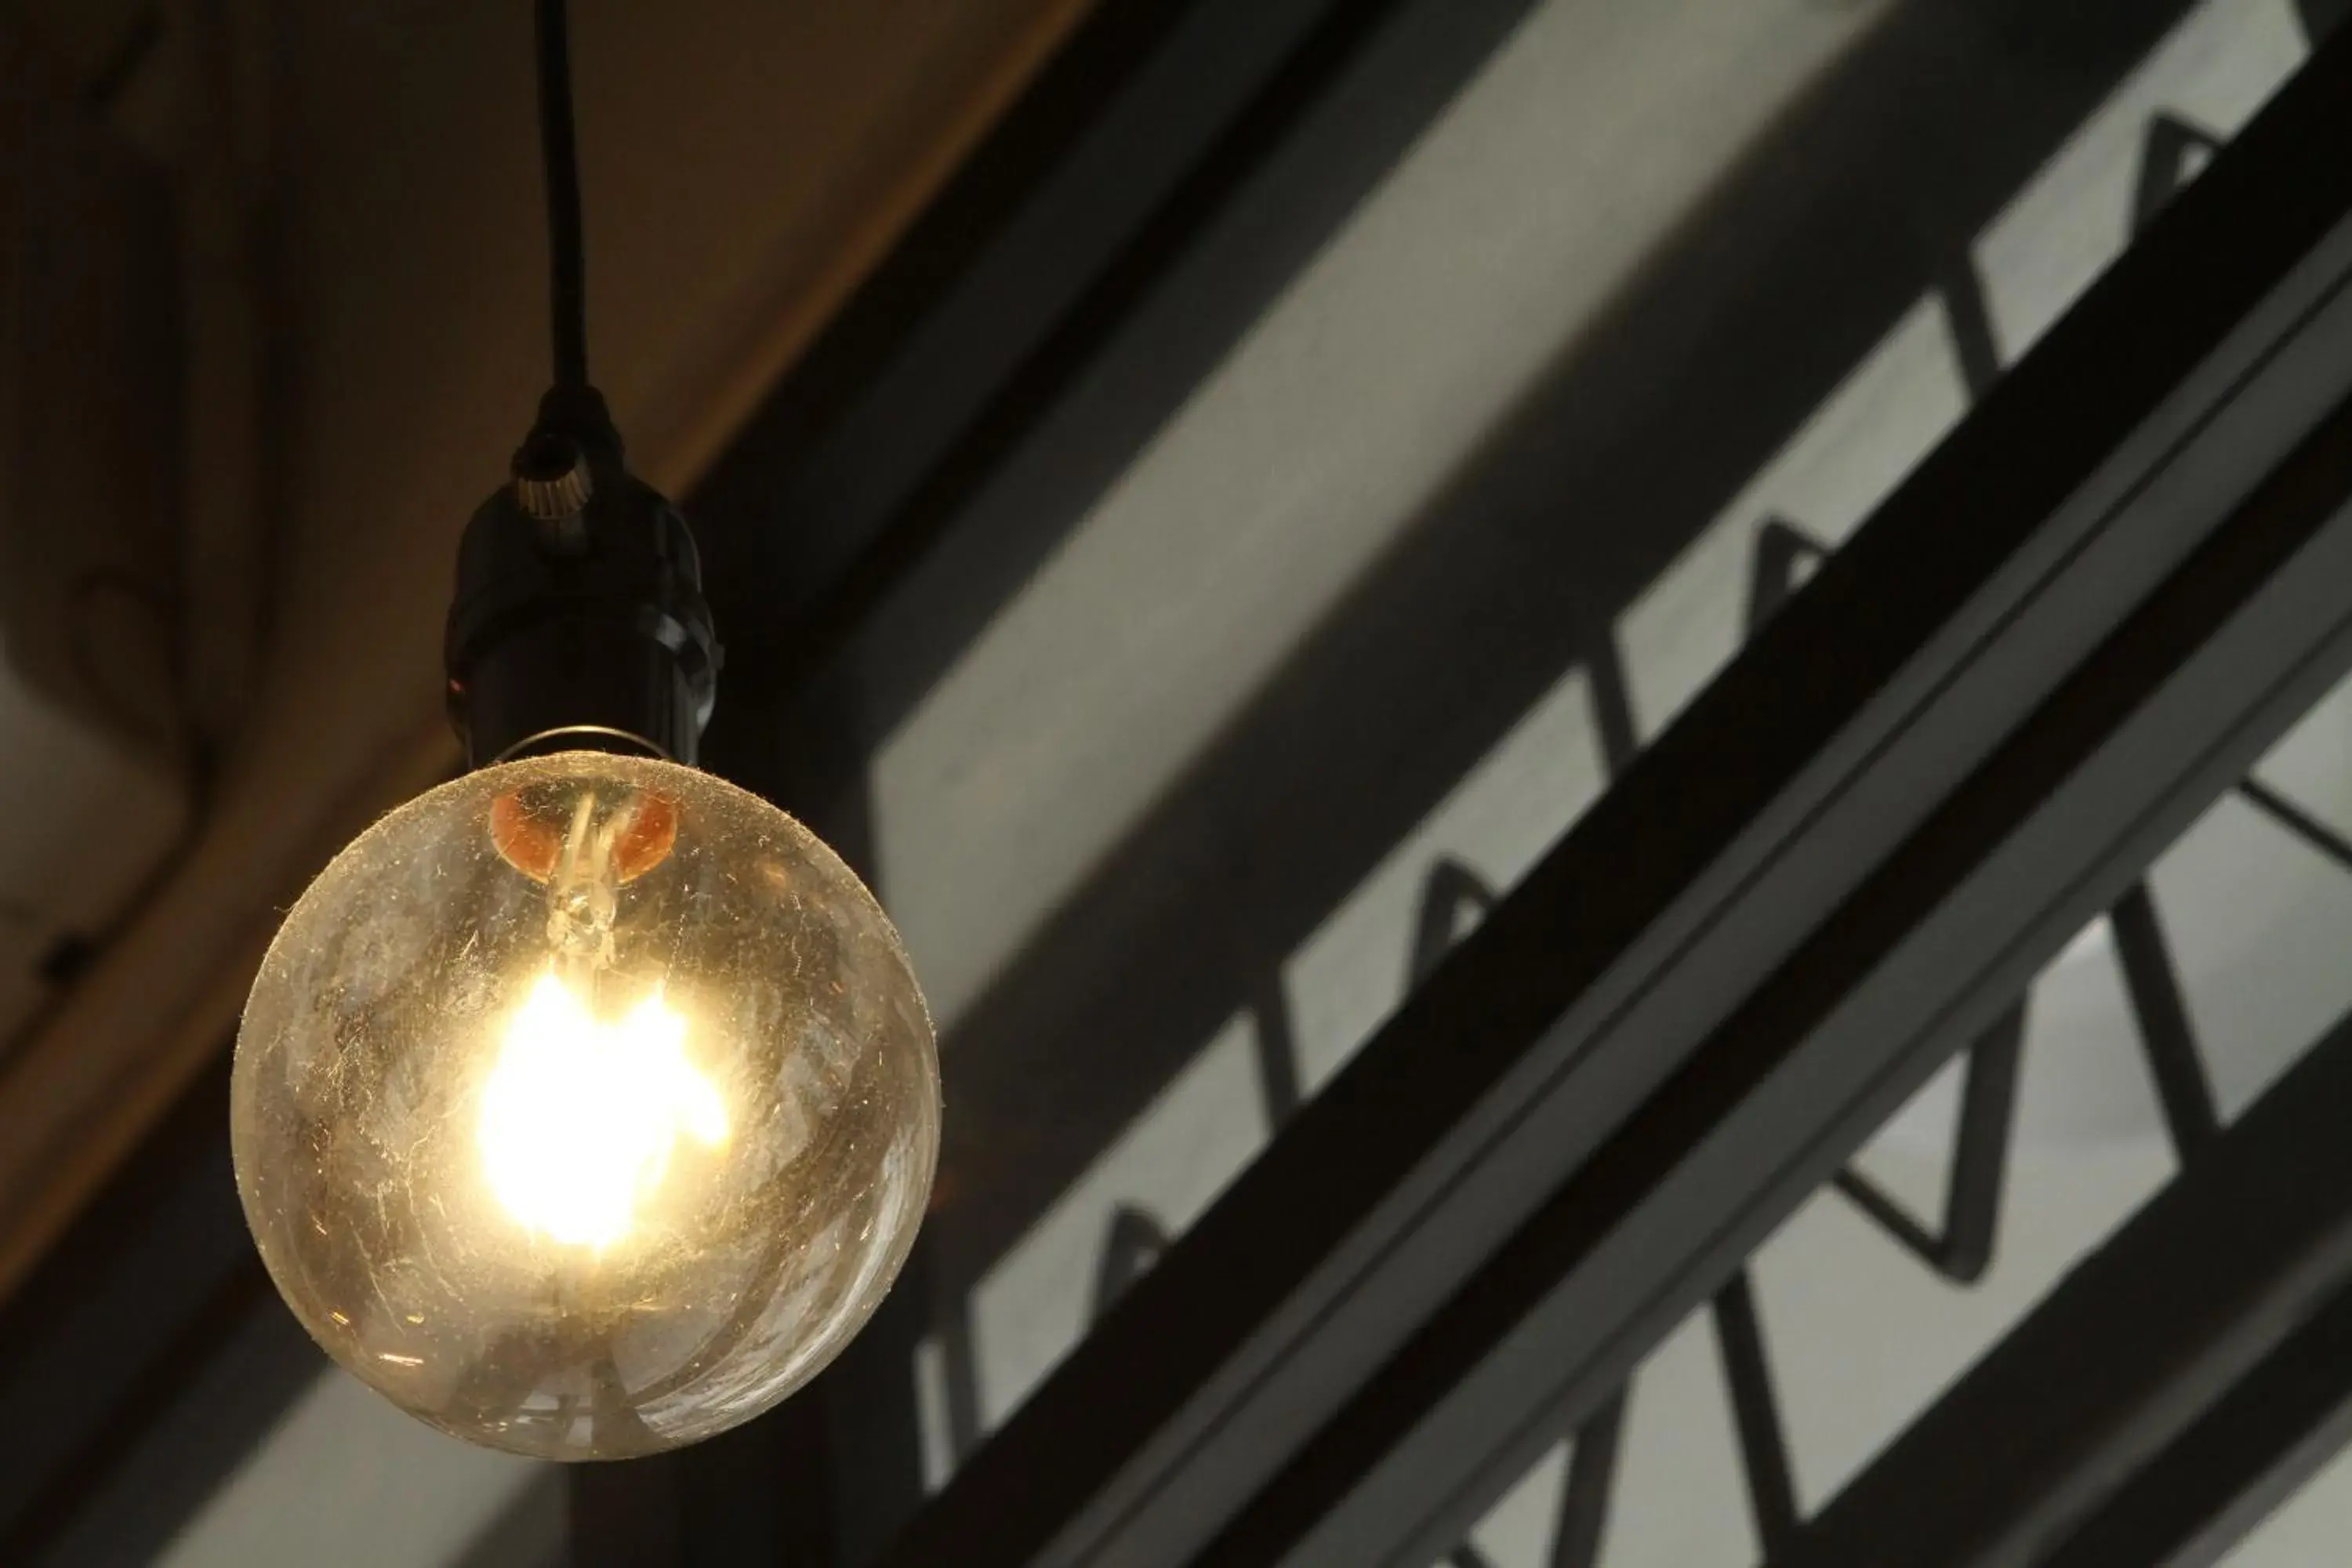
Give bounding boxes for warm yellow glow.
[477,972,729,1247]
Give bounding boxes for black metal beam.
[1773,998,2352,1568]
[2038,1284,2352,1568]
[877,22,2352,1567]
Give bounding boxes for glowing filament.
[477,973,728,1247]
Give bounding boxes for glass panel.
[871,0,1900,1031]
[154,1370,561,1568]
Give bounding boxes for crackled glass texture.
[232,752,939,1459]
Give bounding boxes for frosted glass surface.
[234,752,938,1459]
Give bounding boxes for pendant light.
[227,0,941,1461]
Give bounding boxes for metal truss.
[880,18,2352,1567]
[1427,72,2352,1568]
[869,0,2229,1548]
[1773,995,2352,1568]
[1416,111,2271,1560]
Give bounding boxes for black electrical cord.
[535,0,590,390]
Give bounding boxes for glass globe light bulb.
[231,751,938,1460]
